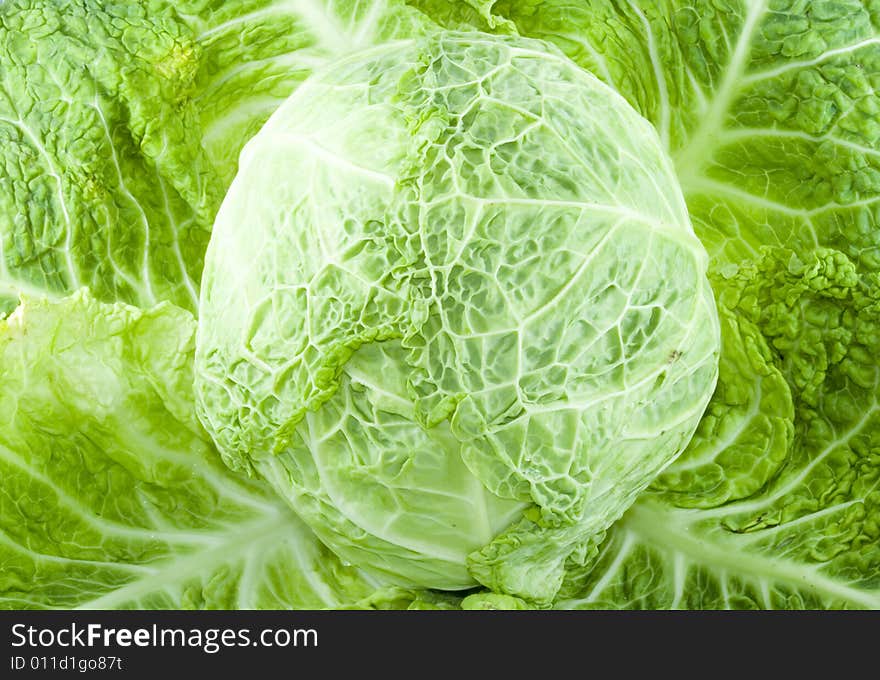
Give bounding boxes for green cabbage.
[193,32,720,602]
[1,0,878,610]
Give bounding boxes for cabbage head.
[194,32,720,603]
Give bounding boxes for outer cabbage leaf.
[0,0,219,314]
[0,291,433,610]
[195,32,720,603]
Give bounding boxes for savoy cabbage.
[0,0,877,610]
[193,31,720,602]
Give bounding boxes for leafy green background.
[1,0,878,609]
